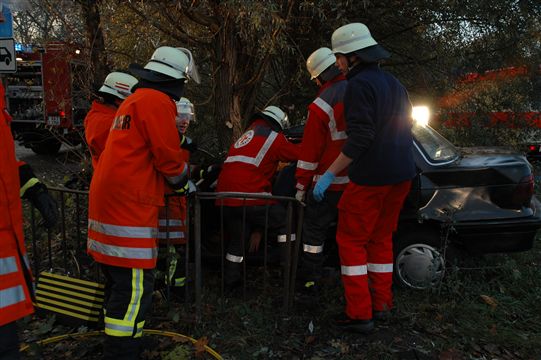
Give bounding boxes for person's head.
[331,23,390,75]
[259,105,289,132]
[98,71,138,106]
[306,47,341,86]
[129,46,200,100]
[176,97,195,134]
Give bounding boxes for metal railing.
[24,187,304,320]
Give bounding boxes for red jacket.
[158,149,190,245]
[217,119,300,206]
[295,75,349,192]
[0,83,34,326]
[84,100,117,169]
[88,88,187,269]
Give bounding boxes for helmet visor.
[177,47,201,84]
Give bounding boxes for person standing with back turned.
[87,46,200,359]
[312,23,416,333]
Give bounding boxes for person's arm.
[18,161,58,228]
[295,109,326,194]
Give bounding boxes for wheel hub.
[396,243,445,289]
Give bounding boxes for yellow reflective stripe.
[43,272,105,288]
[36,290,102,309]
[135,320,145,338]
[35,296,100,315]
[38,303,99,322]
[20,177,40,197]
[38,277,105,296]
[174,277,186,287]
[105,316,135,337]
[304,281,315,288]
[124,269,143,322]
[37,284,103,301]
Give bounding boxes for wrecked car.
[283,117,541,289]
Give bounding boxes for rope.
[19,329,222,359]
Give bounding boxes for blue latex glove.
[313,171,335,202]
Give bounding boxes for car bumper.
[451,197,541,253]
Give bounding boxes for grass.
[141,238,541,359]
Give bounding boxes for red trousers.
[336,180,411,320]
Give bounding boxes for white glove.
[295,190,305,202]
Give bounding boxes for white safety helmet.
[176,97,195,123]
[331,23,390,62]
[98,72,138,100]
[143,46,201,83]
[261,105,289,130]
[306,47,336,80]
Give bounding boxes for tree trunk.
[80,0,109,93]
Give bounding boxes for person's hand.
[31,190,58,229]
[295,190,305,202]
[248,231,262,253]
[312,171,335,202]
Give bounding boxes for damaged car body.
[284,121,541,289]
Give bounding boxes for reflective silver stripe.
[367,263,393,273]
[341,265,367,276]
[157,232,184,239]
[313,174,349,184]
[89,219,157,238]
[224,131,278,167]
[0,285,26,308]
[313,97,347,141]
[88,238,157,260]
[333,33,374,51]
[0,256,18,276]
[297,160,319,171]
[303,244,323,254]
[277,234,296,243]
[159,219,183,226]
[105,322,133,335]
[226,253,244,263]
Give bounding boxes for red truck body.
[3,42,89,154]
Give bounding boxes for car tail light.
[513,174,534,208]
[59,110,66,117]
[528,145,536,152]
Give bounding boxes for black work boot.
[333,313,374,334]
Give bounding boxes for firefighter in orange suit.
[157,97,196,291]
[84,71,138,169]
[216,106,300,288]
[295,48,349,294]
[87,46,200,360]
[313,23,415,334]
[1,82,58,360]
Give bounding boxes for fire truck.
[3,42,89,154]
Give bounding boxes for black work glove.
[25,184,59,229]
[180,135,198,153]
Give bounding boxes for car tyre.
[393,230,447,290]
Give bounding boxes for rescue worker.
[87,46,199,359]
[216,106,300,288]
[84,71,138,169]
[1,82,58,360]
[313,23,415,333]
[295,47,348,294]
[157,97,196,291]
